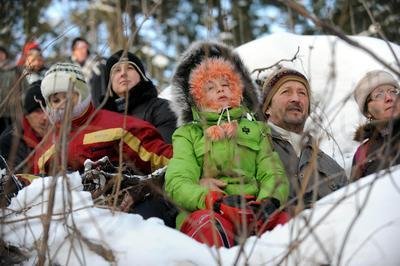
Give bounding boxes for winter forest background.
[1,0,399,88]
[1,0,400,265]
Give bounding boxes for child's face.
[49,92,80,110]
[200,77,233,112]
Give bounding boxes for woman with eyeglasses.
[351,70,400,180]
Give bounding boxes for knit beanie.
[262,68,311,115]
[353,70,399,116]
[189,57,243,112]
[23,80,46,114]
[41,62,90,105]
[105,50,149,89]
[41,62,91,122]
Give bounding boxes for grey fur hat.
[354,70,399,116]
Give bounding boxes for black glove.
[212,195,257,227]
[247,197,280,222]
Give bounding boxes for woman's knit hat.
[353,70,399,116]
[262,67,311,114]
[41,62,89,105]
[189,57,243,111]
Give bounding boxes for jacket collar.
[193,106,246,125]
[22,116,42,148]
[269,124,314,149]
[73,102,95,128]
[106,79,157,112]
[55,102,95,130]
[354,116,400,142]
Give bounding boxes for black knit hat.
[24,80,46,114]
[105,50,148,88]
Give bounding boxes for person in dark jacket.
[102,50,177,143]
[261,67,348,212]
[0,80,48,173]
[351,70,400,180]
[69,37,107,107]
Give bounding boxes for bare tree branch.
[278,0,400,77]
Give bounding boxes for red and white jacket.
[33,103,172,175]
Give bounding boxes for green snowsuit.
[165,107,289,227]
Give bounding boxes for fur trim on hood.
[189,57,243,112]
[170,41,260,125]
[354,117,400,142]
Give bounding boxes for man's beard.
[283,103,308,130]
[283,112,307,126]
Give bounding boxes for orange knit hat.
[189,57,243,111]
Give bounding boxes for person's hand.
[199,178,226,194]
[120,192,134,212]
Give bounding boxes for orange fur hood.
[169,41,260,125]
[189,57,243,112]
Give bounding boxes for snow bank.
[221,165,400,265]
[2,167,400,265]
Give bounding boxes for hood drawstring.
[206,107,238,141]
[217,107,231,125]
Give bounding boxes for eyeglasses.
[369,87,400,101]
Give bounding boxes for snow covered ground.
[2,33,400,265]
[3,166,400,265]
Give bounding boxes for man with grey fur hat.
[261,67,348,212]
